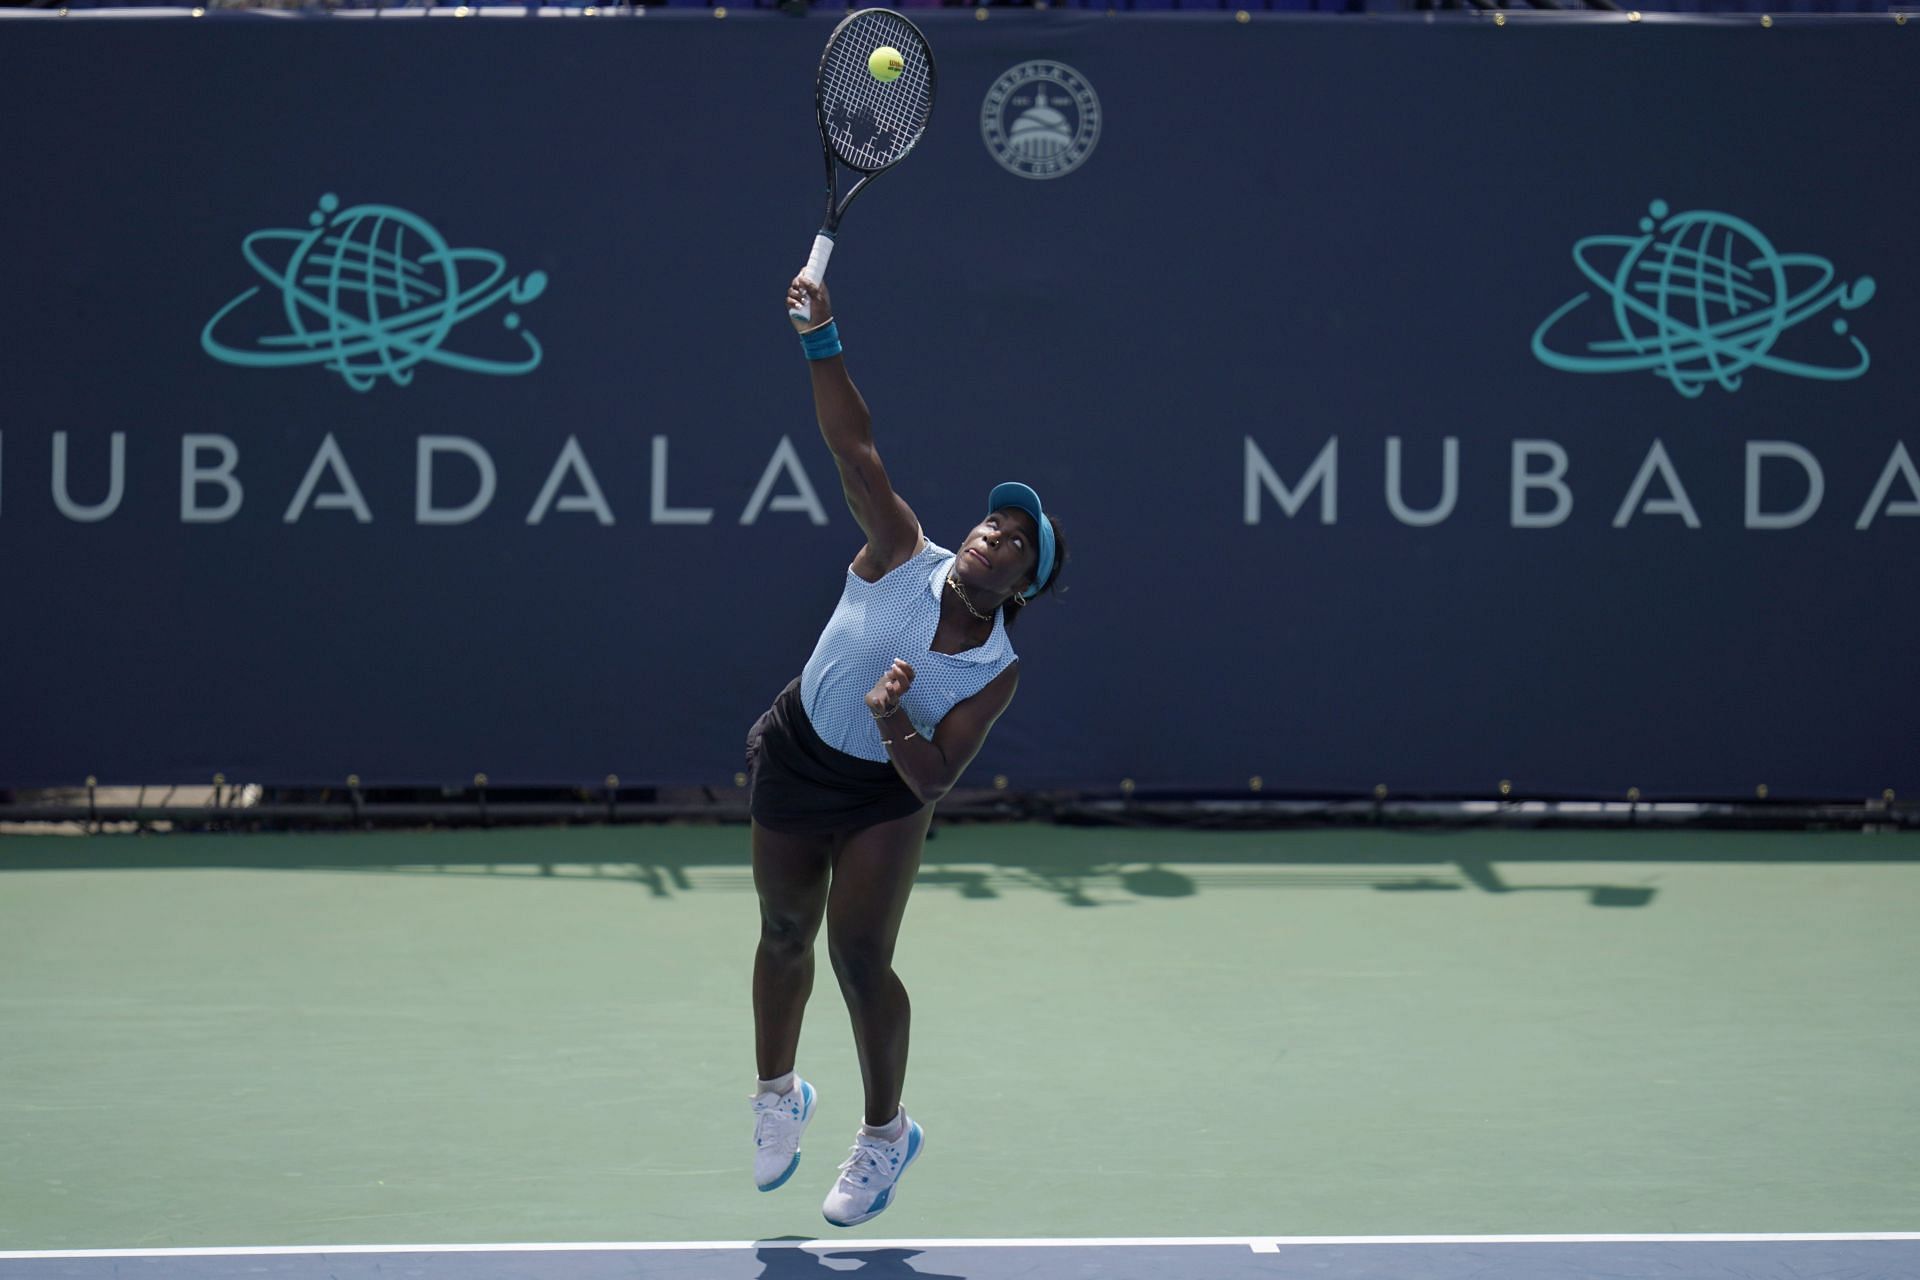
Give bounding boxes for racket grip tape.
[789,233,837,326]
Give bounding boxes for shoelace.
[752,1096,799,1147]
[835,1136,889,1185]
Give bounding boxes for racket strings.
[819,12,933,172]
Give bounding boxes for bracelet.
[870,701,899,720]
[800,319,843,361]
[880,731,918,748]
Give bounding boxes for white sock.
[757,1072,796,1097]
[860,1109,907,1142]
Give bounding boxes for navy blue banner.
[2,14,1914,799]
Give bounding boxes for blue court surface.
[5,1236,1918,1280]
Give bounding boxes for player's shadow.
[917,856,1198,908]
[1450,854,1656,907]
[755,1240,969,1279]
[3,827,1767,910]
[920,848,1650,909]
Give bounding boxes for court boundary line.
[4,1233,1918,1261]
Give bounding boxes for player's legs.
[825,805,933,1125]
[752,820,835,1081]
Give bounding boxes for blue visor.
[986,481,1055,600]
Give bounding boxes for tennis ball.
[868,46,904,83]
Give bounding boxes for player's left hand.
[866,658,914,718]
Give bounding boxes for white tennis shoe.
[821,1113,924,1228]
[751,1077,816,1192]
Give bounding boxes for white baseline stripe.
[3,1234,1919,1261]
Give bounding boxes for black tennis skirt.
[746,677,926,835]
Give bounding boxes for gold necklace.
[946,572,992,622]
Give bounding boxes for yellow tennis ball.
[868,46,904,83]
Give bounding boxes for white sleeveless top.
[800,539,1019,762]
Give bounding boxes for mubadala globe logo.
[981,61,1101,180]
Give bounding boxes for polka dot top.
[801,538,1019,762]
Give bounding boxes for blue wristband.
[800,320,843,361]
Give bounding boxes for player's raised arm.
[787,275,921,578]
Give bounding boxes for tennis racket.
[788,7,937,327]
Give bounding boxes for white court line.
[3,1234,1919,1261]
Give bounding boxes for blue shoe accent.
[901,1120,922,1171]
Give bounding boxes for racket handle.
[789,232,836,326]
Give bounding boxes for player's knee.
[827,932,893,994]
[759,909,817,962]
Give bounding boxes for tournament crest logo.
[980,61,1102,180]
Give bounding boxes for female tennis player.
[746,274,1067,1228]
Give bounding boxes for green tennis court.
[3,823,1916,1265]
